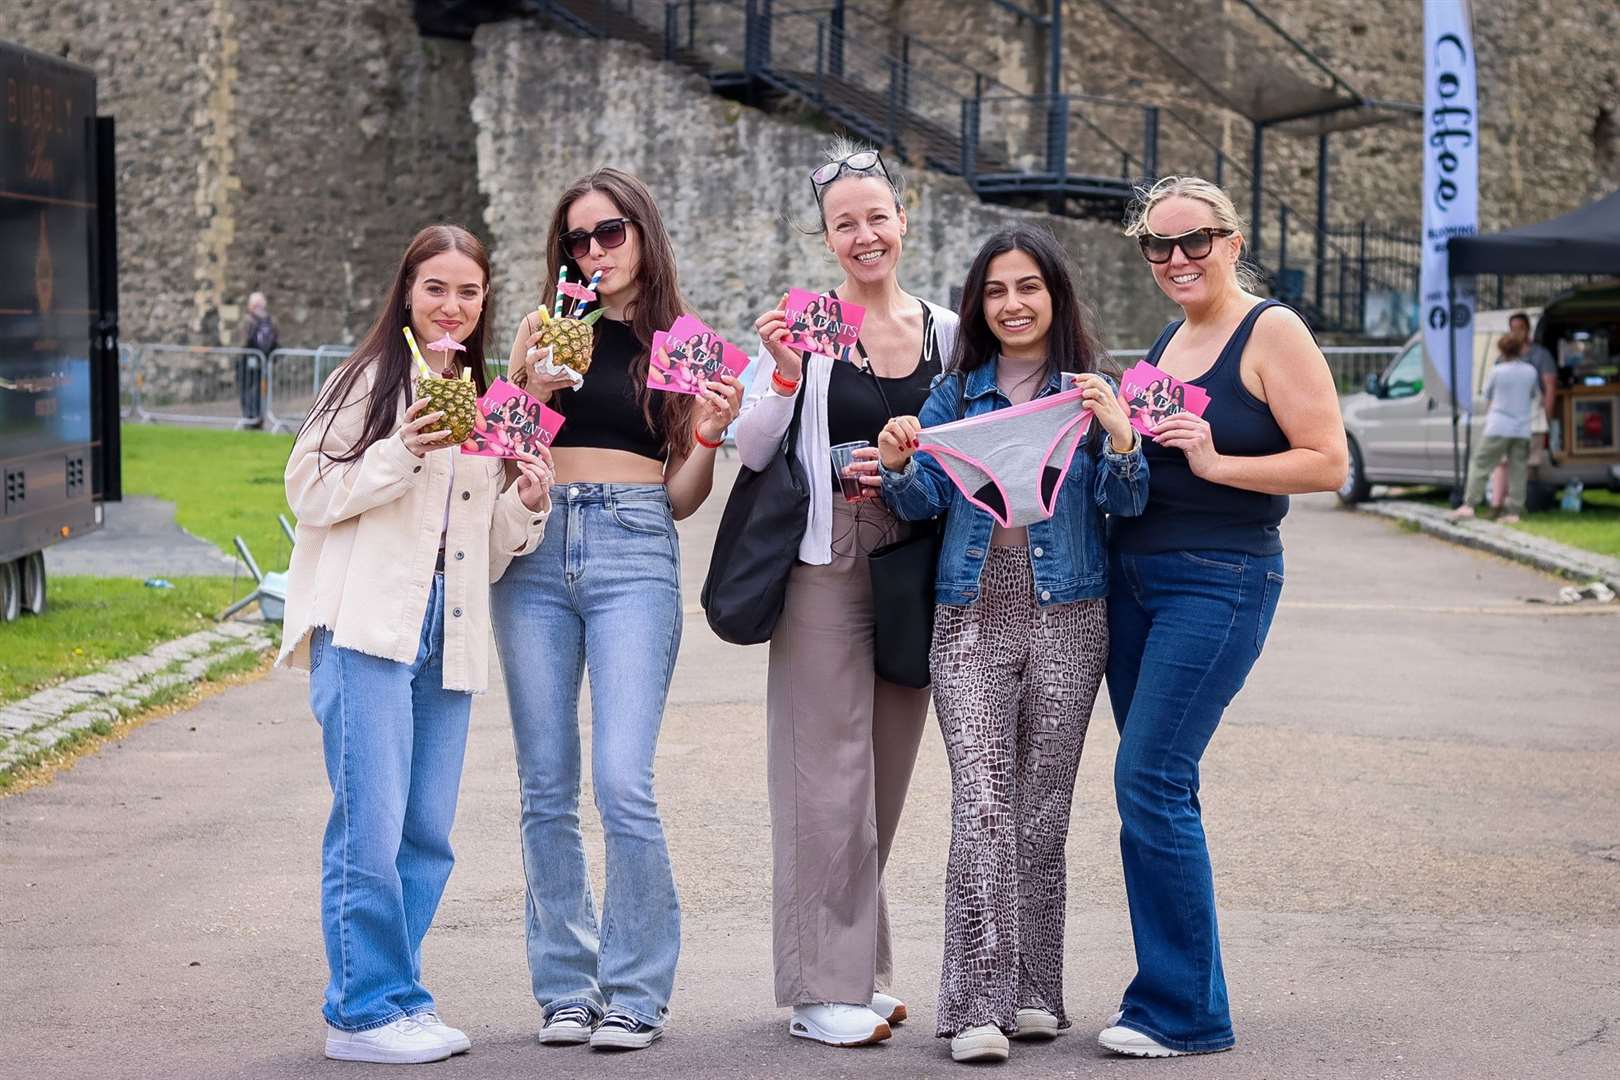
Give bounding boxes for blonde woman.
[1101,177,1347,1058]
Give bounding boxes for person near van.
[1450,333,1539,523]
[1507,313,1557,420]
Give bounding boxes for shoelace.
[549,1006,594,1028]
[596,1013,641,1032]
[413,1012,442,1027]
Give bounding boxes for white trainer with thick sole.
[950,1024,1010,1063]
[789,1003,892,1047]
[325,1017,452,1064]
[1098,1024,1195,1058]
[871,992,908,1026]
[1009,1007,1059,1041]
[411,1011,471,1055]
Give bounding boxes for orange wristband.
[770,371,800,395]
[694,429,724,450]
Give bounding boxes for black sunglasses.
[810,150,892,203]
[1138,227,1235,264]
[560,217,633,261]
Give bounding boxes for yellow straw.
[402,326,432,377]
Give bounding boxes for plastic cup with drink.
[829,440,872,501]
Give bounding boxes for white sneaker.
[871,992,908,1026]
[325,1017,453,1064]
[1098,1024,1189,1058]
[1009,1007,1058,1041]
[950,1023,1009,1063]
[411,1011,471,1055]
[789,1003,892,1047]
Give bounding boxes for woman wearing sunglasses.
[733,138,959,1049]
[1099,176,1346,1059]
[493,168,743,1051]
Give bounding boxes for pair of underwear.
[914,388,1093,528]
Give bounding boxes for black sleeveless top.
[1110,299,1294,556]
[549,316,667,461]
[825,301,941,489]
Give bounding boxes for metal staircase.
[451,0,1421,337]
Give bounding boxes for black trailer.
[0,41,119,620]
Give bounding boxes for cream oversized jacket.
[276,365,548,693]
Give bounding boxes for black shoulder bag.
[700,373,810,645]
[864,303,944,690]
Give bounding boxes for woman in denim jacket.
[877,226,1147,1064]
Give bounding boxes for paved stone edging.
[1357,500,1620,593]
[0,622,275,772]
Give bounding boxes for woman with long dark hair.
[1100,177,1346,1058]
[878,225,1146,1064]
[280,224,553,1064]
[733,137,959,1050]
[492,169,742,1051]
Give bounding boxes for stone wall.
[4,0,485,346]
[470,23,1178,354]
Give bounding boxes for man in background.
[238,291,278,426]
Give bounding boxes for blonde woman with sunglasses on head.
[733,138,959,1049]
[1098,177,1347,1059]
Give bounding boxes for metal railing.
[536,0,1420,336]
[261,346,352,434]
[130,345,269,428]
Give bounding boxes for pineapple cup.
[415,372,480,444]
[531,306,604,389]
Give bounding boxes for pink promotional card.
[461,377,564,458]
[648,315,749,395]
[1120,361,1212,436]
[782,288,865,360]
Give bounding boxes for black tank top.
[549,316,667,461]
[825,301,940,489]
[1110,299,1294,557]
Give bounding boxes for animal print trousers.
[931,546,1108,1038]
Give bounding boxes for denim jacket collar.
[961,356,1067,402]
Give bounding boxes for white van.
[1338,282,1620,509]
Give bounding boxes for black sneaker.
[589,1011,664,1051]
[538,1004,596,1046]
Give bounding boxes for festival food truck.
[0,40,120,620]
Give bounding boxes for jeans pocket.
[1179,549,1247,574]
[308,627,328,674]
[609,501,671,536]
[1255,571,1285,654]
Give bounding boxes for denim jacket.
[880,361,1149,607]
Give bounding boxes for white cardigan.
[732,299,959,565]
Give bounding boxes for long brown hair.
[543,169,695,454]
[302,224,493,463]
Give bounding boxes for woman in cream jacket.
[279,225,551,1066]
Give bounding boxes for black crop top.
[549,316,668,461]
[825,301,941,489]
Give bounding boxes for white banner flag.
[1421,0,1479,414]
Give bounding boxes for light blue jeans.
[491,483,684,1028]
[310,573,472,1032]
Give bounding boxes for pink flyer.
[648,315,748,395]
[782,288,865,360]
[1120,361,1212,437]
[462,377,564,458]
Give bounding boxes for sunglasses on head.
[560,217,633,261]
[1138,227,1235,264]
[810,150,892,202]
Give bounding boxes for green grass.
[1510,489,1620,559]
[121,423,296,567]
[0,577,233,706]
[1402,486,1620,559]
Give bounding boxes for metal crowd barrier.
[117,342,140,419]
[262,346,351,434]
[1322,346,1401,394]
[130,344,270,429]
